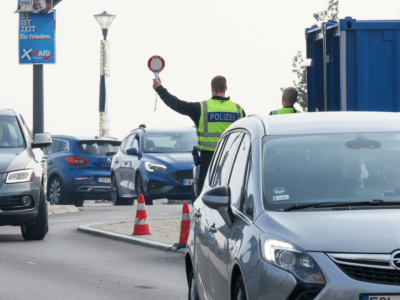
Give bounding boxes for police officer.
[153,76,245,202]
[270,87,301,115]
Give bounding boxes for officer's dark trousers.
[192,151,214,204]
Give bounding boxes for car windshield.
[262,132,400,211]
[143,132,197,153]
[77,141,120,156]
[0,116,25,148]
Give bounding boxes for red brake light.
[65,157,89,165]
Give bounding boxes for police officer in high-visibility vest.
[270,87,301,115]
[153,76,245,202]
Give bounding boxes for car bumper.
[310,252,400,299]
[246,253,400,300]
[63,177,111,200]
[0,180,40,226]
[144,170,192,200]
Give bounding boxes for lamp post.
[94,11,116,137]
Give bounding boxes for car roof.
[0,109,17,117]
[254,112,400,135]
[133,127,196,134]
[51,135,120,141]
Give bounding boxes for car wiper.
[281,199,400,212]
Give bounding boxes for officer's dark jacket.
[155,86,246,128]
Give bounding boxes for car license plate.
[182,179,193,186]
[98,177,111,183]
[362,296,400,300]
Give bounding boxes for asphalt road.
[0,202,188,300]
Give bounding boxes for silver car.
[0,109,52,240]
[186,112,400,300]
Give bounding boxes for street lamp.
[94,11,116,137]
[94,11,116,41]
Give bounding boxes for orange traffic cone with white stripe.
[133,194,151,236]
[173,202,191,249]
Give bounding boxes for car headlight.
[260,233,325,284]
[145,162,167,172]
[6,170,34,184]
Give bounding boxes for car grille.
[0,196,34,211]
[338,264,400,285]
[168,186,191,194]
[170,170,193,184]
[328,253,400,286]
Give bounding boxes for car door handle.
[115,159,119,163]
[48,161,53,165]
[194,209,202,218]
[209,223,217,233]
[124,162,129,165]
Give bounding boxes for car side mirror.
[32,134,52,149]
[126,148,138,155]
[202,185,234,228]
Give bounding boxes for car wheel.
[48,177,71,205]
[234,275,247,300]
[136,173,153,206]
[111,175,125,206]
[188,269,199,300]
[21,186,48,241]
[74,198,85,207]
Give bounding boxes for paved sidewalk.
[91,218,181,245]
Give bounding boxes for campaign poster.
[16,0,53,13]
[19,11,56,64]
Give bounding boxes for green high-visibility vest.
[197,99,243,151]
[271,107,301,115]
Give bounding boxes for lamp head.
[94,11,116,30]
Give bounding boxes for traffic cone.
[133,194,151,236]
[173,202,191,249]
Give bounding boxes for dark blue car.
[111,127,197,205]
[45,136,121,206]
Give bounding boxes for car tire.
[48,176,72,205]
[188,269,199,300]
[74,198,85,207]
[234,275,247,300]
[136,173,153,206]
[21,186,48,241]
[111,175,125,206]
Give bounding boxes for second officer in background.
[153,76,245,203]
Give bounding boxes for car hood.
[0,148,31,174]
[143,153,194,165]
[256,209,400,253]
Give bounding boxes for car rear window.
[77,141,120,156]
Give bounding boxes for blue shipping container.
[306,17,400,112]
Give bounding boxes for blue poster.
[19,11,56,64]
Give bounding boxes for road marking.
[27,262,36,265]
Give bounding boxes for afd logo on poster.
[33,50,54,60]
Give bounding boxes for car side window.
[45,139,61,156]
[60,141,69,152]
[132,137,139,151]
[242,156,255,219]
[120,138,128,151]
[124,135,135,152]
[229,134,251,209]
[209,136,226,185]
[212,132,243,187]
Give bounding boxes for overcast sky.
[1,0,400,140]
